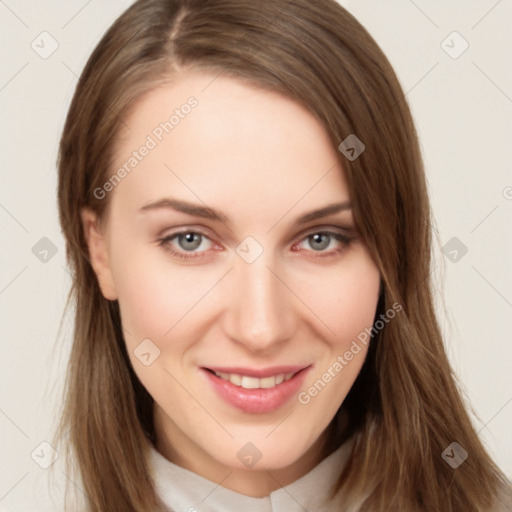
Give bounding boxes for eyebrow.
[137,197,352,226]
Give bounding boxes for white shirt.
[148,436,358,512]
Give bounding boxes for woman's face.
[82,70,381,495]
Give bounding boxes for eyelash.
[157,228,355,262]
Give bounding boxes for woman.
[54,0,512,510]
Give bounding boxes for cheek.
[111,246,208,348]
[296,259,380,417]
[293,250,381,347]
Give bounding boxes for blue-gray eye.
[176,232,203,251]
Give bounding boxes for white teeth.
[241,376,260,389]
[213,371,295,388]
[259,376,276,388]
[229,373,242,386]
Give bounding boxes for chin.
[211,429,318,472]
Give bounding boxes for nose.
[221,251,297,353]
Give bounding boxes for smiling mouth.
[202,365,309,389]
[201,365,311,413]
[204,369,299,389]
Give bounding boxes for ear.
[80,207,118,300]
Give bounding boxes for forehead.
[108,70,350,221]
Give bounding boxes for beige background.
[1,0,511,510]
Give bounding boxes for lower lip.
[202,367,310,414]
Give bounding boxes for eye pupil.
[309,233,330,251]
[178,232,202,251]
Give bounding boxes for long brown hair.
[54,0,511,510]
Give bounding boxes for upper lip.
[203,365,310,378]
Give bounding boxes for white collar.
[147,435,355,512]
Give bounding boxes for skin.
[81,70,381,497]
